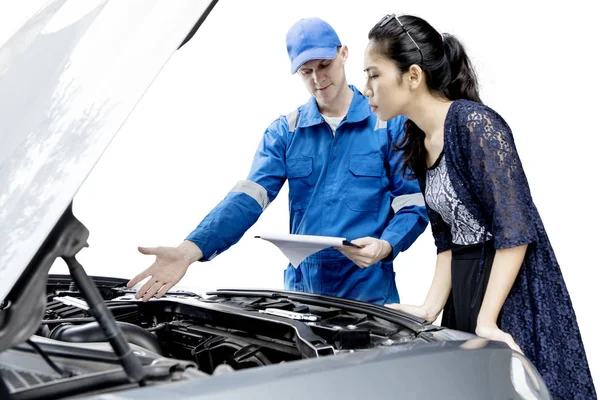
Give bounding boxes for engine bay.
[0,275,432,399]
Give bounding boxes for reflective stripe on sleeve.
[230,180,270,210]
[392,192,425,213]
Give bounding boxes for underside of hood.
[0,0,217,350]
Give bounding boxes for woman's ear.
[407,64,424,89]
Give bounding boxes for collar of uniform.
[344,85,371,123]
[296,85,371,129]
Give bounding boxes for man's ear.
[340,45,349,64]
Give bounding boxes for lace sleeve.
[463,107,537,249]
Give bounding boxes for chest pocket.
[287,157,313,210]
[345,154,384,212]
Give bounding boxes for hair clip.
[378,14,395,27]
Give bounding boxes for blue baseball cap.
[286,18,342,74]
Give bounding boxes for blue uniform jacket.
[187,85,428,304]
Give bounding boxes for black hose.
[41,318,96,325]
[50,321,164,355]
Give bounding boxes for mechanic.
[127,17,428,305]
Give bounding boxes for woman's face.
[363,41,411,121]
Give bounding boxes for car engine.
[0,275,438,399]
[40,276,423,372]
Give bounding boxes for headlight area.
[510,352,551,400]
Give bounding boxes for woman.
[363,13,595,399]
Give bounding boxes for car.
[0,1,550,399]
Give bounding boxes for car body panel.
[87,341,519,400]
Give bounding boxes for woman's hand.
[385,303,438,324]
[475,322,523,354]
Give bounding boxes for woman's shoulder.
[450,99,508,127]
[446,99,515,156]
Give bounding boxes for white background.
[2,0,598,388]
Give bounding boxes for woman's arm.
[387,250,451,323]
[477,245,527,326]
[475,244,527,353]
[421,249,452,322]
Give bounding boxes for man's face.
[296,46,348,107]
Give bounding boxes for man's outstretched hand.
[127,241,203,302]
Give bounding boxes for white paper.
[256,233,348,268]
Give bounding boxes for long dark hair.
[368,15,482,178]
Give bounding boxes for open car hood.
[0,0,217,350]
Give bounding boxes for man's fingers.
[342,252,372,268]
[341,247,374,259]
[138,246,160,256]
[336,246,377,267]
[354,257,372,268]
[337,248,358,259]
[340,251,363,265]
[336,248,348,258]
[340,246,363,255]
[344,251,363,261]
[141,281,164,302]
[138,279,174,302]
[352,237,375,246]
[137,277,158,300]
[127,268,151,288]
[155,283,174,298]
